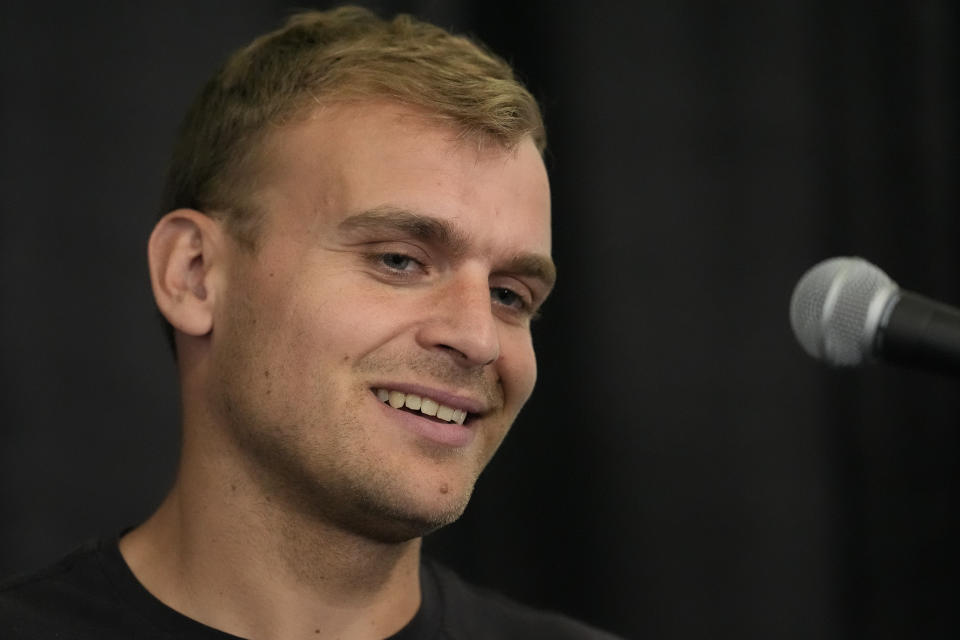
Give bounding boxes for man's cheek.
[503,340,538,409]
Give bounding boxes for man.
[1,7,620,639]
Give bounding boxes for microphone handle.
[876,291,960,377]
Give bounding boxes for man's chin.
[347,494,472,544]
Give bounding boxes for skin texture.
[125,101,553,640]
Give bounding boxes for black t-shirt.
[0,538,621,639]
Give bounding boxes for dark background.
[1,1,957,638]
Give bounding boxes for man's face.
[207,102,553,541]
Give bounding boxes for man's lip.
[368,382,490,415]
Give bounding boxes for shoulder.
[424,560,624,640]
[1,540,105,613]
[0,538,157,639]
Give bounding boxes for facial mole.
[439,483,449,495]
[264,369,270,378]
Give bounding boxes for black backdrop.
[1,1,958,638]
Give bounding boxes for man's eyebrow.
[338,207,468,253]
[501,253,557,294]
[339,206,556,291]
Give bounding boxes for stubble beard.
[215,354,497,543]
[221,393,478,544]
[209,285,508,544]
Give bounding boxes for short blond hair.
[160,5,545,245]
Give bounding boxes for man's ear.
[148,209,225,338]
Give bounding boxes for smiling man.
[0,7,619,639]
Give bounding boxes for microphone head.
[789,257,899,366]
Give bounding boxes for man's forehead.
[248,101,551,249]
[259,100,542,174]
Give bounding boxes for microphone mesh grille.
[789,257,896,365]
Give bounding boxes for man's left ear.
[147,209,226,338]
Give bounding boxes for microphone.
[789,257,960,376]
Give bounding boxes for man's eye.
[379,253,418,272]
[491,286,527,311]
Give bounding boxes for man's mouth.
[375,388,469,425]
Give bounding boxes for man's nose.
[416,274,500,367]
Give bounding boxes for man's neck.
[119,462,422,640]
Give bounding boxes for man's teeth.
[375,389,468,425]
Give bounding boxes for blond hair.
[160,5,545,245]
